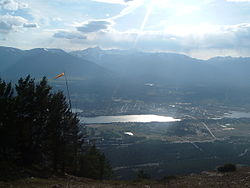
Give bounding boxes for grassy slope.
[1,166,250,188]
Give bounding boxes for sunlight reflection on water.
[81,114,181,124]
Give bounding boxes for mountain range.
[1,46,250,104]
[71,47,250,87]
[0,46,111,81]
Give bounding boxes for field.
[81,101,250,179]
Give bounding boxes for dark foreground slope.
[1,166,250,188]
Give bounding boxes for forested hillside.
[0,76,112,180]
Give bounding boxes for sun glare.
[165,24,219,36]
[134,0,203,45]
[150,0,172,8]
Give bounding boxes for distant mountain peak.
[83,46,102,52]
[209,56,233,61]
[26,48,66,55]
[0,46,23,52]
[92,46,102,50]
[46,48,66,54]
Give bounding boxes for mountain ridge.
[2,46,250,102]
[0,46,113,81]
[70,46,250,87]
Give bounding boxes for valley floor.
[1,166,250,188]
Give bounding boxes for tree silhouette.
[0,75,112,180]
[0,79,15,162]
[79,145,112,180]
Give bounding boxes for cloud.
[91,0,133,4]
[77,20,112,33]
[4,22,250,59]
[0,0,30,33]
[0,36,7,40]
[3,15,26,25]
[110,0,144,19]
[227,0,250,2]
[64,23,250,58]
[0,0,18,10]
[53,31,87,40]
[23,23,38,28]
[91,0,143,20]
[0,15,38,33]
[0,0,28,11]
[0,21,12,33]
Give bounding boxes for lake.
[224,111,250,118]
[80,114,181,124]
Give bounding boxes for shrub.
[217,163,236,173]
[161,175,177,183]
[136,169,150,180]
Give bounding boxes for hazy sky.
[1,0,250,59]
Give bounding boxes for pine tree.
[61,112,83,174]
[79,145,112,180]
[45,91,83,173]
[15,75,36,166]
[0,75,111,180]
[33,77,52,166]
[14,76,53,167]
[0,79,15,162]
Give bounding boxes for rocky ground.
[1,166,250,188]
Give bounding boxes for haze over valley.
[2,0,250,183]
[2,46,250,179]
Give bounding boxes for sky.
[1,0,250,59]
